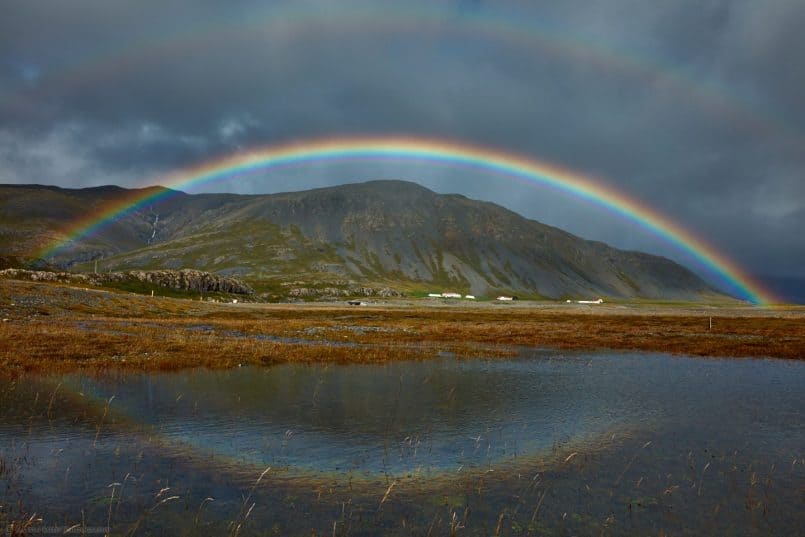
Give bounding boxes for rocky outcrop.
[105,269,254,294]
[286,286,402,298]
[0,268,254,295]
[0,268,94,285]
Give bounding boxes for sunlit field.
[2,280,803,376]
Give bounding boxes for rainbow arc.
[39,136,778,304]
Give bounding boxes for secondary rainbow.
[10,3,792,140]
[39,136,778,304]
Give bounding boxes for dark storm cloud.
[0,0,803,283]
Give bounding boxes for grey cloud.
[0,0,802,284]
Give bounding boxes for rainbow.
[39,136,778,304]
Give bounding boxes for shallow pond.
[1,351,802,535]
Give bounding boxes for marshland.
[1,279,804,535]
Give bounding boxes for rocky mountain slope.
[0,181,724,300]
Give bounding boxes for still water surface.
[0,351,802,535]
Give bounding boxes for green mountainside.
[0,181,724,300]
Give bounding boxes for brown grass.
[0,320,441,374]
[0,278,803,374]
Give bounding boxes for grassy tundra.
[0,278,803,374]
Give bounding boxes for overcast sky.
[1,0,803,292]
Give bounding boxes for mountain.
[0,181,725,300]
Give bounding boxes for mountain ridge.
[0,180,726,301]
